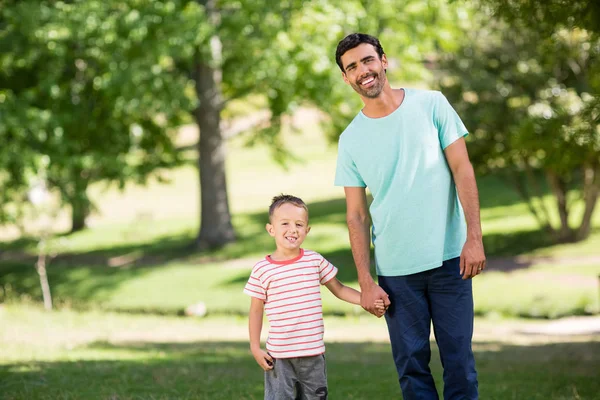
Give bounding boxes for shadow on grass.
[0,174,554,270]
[0,174,590,312]
[0,340,598,400]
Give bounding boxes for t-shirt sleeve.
[433,91,469,150]
[317,254,338,284]
[334,138,366,187]
[243,267,266,300]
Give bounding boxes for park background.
[1,1,599,399]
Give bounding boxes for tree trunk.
[71,197,89,233]
[576,165,600,241]
[546,171,575,242]
[509,169,552,231]
[192,15,235,249]
[35,238,53,311]
[70,178,90,233]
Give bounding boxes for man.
[334,33,485,400]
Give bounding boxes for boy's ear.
[266,223,275,237]
[306,226,311,234]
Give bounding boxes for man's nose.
[356,62,369,77]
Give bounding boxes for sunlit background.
[1,1,599,399]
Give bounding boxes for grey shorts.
[264,354,328,400]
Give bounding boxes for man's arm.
[444,137,486,279]
[344,187,390,313]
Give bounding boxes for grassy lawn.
[1,305,599,400]
[1,122,600,319]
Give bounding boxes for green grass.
[1,305,599,400]
[1,122,600,319]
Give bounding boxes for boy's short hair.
[269,194,308,220]
[335,33,385,72]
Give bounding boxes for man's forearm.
[454,163,482,239]
[347,215,374,288]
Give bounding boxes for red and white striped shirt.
[243,249,338,358]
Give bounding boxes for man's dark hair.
[335,33,385,72]
[269,194,308,220]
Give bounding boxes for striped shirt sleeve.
[243,265,267,300]
[317,254,338,284]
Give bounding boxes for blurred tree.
[185,0,468,248]
[1,0,467,247]
[437,16,600,242]
[472,0,600,33]
[0,0,196,232]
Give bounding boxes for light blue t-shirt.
[334,88,468,276]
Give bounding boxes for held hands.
[460,237,486,280]
[374,298,387,317]
[251,347,274,371]
[361,282,391,318]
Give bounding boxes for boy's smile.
[266,203,310,259]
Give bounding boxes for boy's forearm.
[248,302,264,350]
[335,285,361,305]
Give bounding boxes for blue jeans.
[379,257,478,400]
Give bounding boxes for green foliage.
[473,0,600,34]
[437,15,600,241]
[0,0,198,229]
[192,0,471,149]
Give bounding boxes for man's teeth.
[361,77,375,85]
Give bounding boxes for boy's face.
[266,203,310,252]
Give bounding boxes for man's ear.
[342,71,349,85]
[266,223,275,237]
[381,54,388,70]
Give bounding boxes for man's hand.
[360,281,390,317]
[460,237,486,279]
[251,347,274,371]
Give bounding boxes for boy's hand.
[374,299,388,318]
[251,347,274,371]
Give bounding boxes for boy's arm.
[249,297,274,371]
[324,277,386,317]
[324,277,361,305]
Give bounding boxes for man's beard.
[351,70,386,98]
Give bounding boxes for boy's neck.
[270,248,302,261]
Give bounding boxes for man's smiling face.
[340,43,388,99]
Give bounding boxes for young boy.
[244,194,386,400]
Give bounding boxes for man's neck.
[361,87,405,119]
